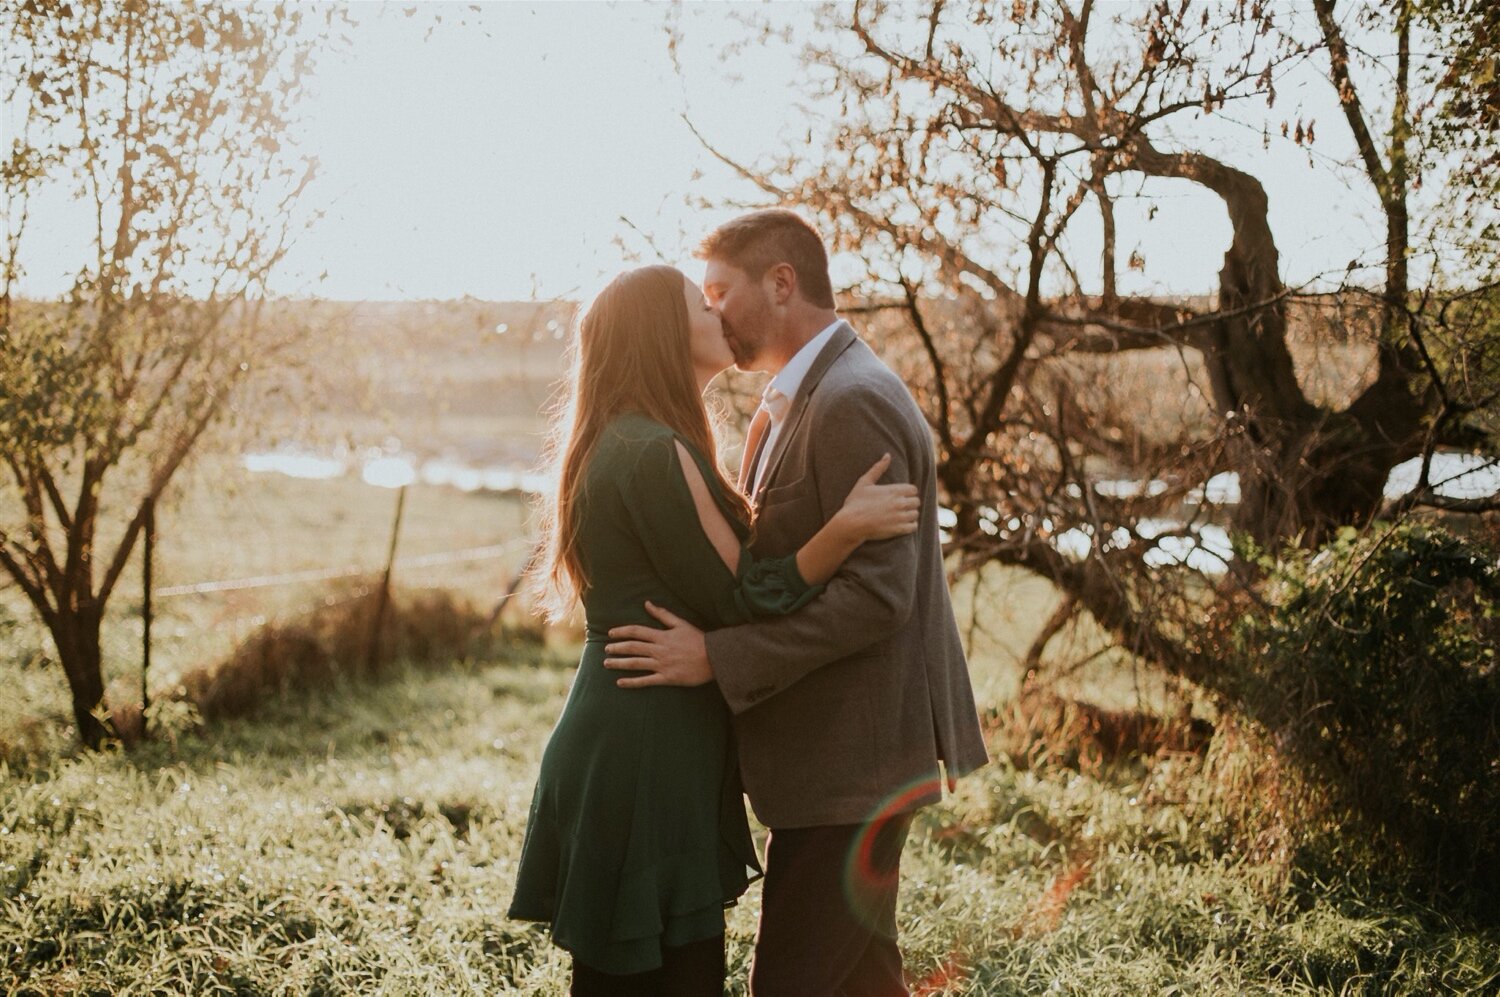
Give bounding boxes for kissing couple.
[508,209,989,996]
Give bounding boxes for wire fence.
[152,537,535,599]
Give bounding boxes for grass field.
[4,461,1500,994]
[0,456,533,758]
[6,649,1500,994]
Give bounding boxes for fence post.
[367,484,408,673]
[142,496,154,740]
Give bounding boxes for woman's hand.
[833,454,920,542]
[791,454,920,586]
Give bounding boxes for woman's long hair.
[532,264,752,621]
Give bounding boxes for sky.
[7,1,1441,304]
[271,1,809,301]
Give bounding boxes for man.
[604,209,989,996]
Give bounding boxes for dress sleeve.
[615,427,824,627]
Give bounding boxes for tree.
[687,0,1500,695]
[0,1,342,748]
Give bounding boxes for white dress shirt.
[750,319,842,496]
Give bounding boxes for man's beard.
[724,324,756,368]
[720,316,762,367]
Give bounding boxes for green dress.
[506,412,823,975]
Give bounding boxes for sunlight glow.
[10,2,1415,303]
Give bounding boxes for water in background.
[247,446,1497,576]
[242,447,548,495]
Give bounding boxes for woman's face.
[684,276,734,381]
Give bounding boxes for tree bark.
[50,604,111,750]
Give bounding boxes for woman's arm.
[673,440,918,586]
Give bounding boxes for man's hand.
[603,601,712,688]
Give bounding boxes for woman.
[506,264,919,996]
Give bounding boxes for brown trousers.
[750,811,915,997]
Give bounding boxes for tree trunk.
[50,605,112,750]
[1169,152,1408,548]
[1279,0,1430,544]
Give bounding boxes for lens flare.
[839,775,946,932]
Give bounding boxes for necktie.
[747,385,792,497]
[739,405,772,494]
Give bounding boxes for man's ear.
[768,262,798,306]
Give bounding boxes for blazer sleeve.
[703,383,925,714]
[616,430,825,626]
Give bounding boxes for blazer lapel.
[753,321,858,504]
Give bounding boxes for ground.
[2,459,1498,994]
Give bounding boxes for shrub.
[178,584,513,720]
[1231,520,1500,908]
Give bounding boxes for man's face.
[703,257,774,372]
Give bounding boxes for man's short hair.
[696,209,836,309]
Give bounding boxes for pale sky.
[10,1,1446,304]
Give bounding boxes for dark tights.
[570,933,726,997]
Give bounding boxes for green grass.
[4,650,1498,994]
[4,463,1500,994]
[1,655,575,994]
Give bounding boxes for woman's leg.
[570,958,663,997]
[658,933,726,997]
[569,934,726,997]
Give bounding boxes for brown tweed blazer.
[705,320,989,830]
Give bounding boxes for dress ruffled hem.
[508,844,757,975]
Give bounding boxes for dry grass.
[983,684,1216,776]
[173,583,511,722]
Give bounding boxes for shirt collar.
[763,318,842,414]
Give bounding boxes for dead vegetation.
[984,683,1215,775]
[169,582,551,723]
